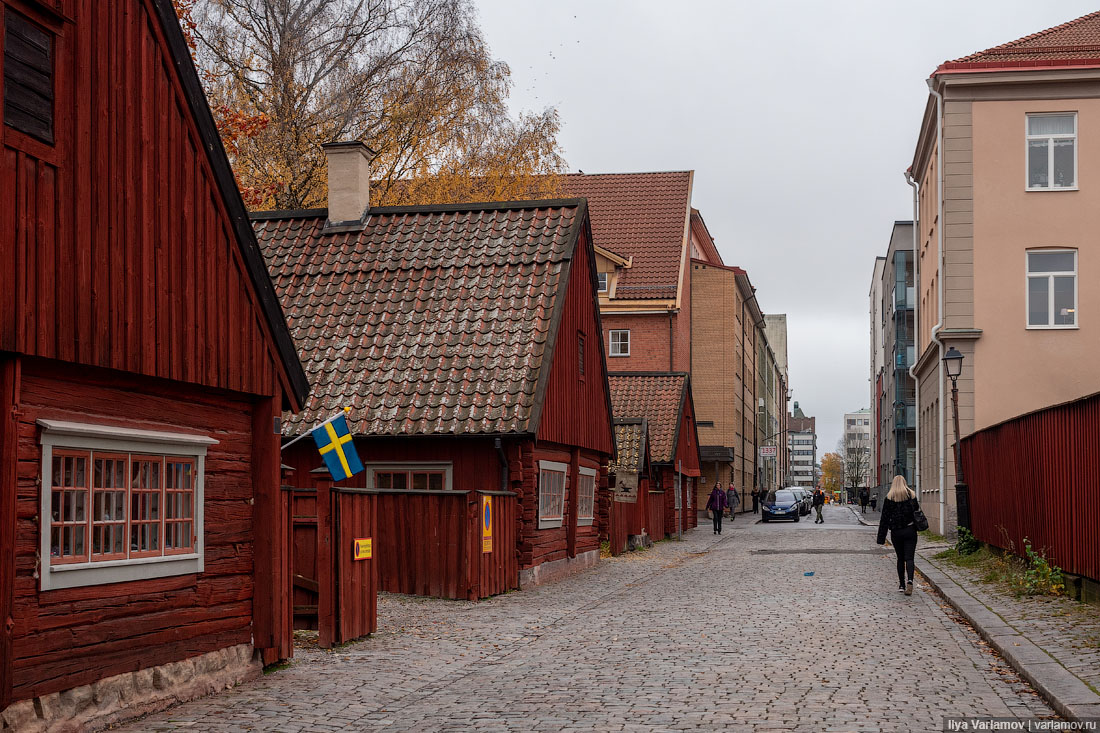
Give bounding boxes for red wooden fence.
[372,490,519,600]
[647,490,666,541]
[961,392,1100,582]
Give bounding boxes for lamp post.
[942,346,970,529]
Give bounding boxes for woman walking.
[876,475,920,595]
[706,481,727,535]
[726,481,740,521]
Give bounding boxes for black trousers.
[712,509,723,533]
[752,497,759,513]
[891,525,918,585]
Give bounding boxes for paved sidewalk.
[114,505,1054,732]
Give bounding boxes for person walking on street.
[726,482,740,521]
[859,487,869,514]
[870,493,878,512]
[750,487,760,514]
[706,481,727,535]
[877,475,920,595]
[812,487,825,523]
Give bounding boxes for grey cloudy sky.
[474,0,1099,455]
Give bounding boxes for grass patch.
[934,545,992,569]
[920,529,947,543]
[935,542,1066,598]
[263,660,292,675]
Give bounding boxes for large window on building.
[39,420,214,590]
[609,330,630,357]
[577,467,596,526]
[1027,114,1076,190]
[538,460,567,529]
[1027,249,1077,328]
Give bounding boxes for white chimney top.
[322,141,375,228]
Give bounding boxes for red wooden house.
[605,418,659,555]
[255,145,616,594]
[607,373,701,537]
[0,1,308,728]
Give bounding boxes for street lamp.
[942,346,970,529]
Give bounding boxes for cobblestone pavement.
[919,545,1100,696]
[120,504,1054,732]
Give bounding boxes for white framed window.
[597,271,608,293]
[538,460,567,529]
[1026,249,1077,328]
[38,419,216,591]
[365,462,453,491]
[609,329,630,357]
[1027,113,1077,190]
[577,466,596,526]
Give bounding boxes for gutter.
[905,170,921,500]
[927,76,947,535]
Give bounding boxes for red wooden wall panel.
[962,393,1100,583]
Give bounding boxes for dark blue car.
[761,489,801,522]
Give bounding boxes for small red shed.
[0,1,308,728]
[255,160,616,593]
[605,418,658,554]
[608,373,701,538]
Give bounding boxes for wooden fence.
[961,392,1100,582]
[647,490,666,541]
[371,489,519,600]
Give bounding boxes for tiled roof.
[609,418,647,474]
[254,200,586,437]
[607,373,688,463]
[942,11,1100,70]
[561,172,691,299]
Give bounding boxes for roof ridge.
[251,198,585,222]
[563,170,693,177]
[954,10,1100,62]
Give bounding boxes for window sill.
[1025,186,1078,192]
[609,353,630,358]
[1025,324,1078,330]
[577,519,594,527]
[42,553,202,591]
[537,518,564,530]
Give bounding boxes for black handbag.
[911,498,929,532]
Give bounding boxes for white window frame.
[1025,248,1078,329]
[537,460,567,529]
[609,329,630,357]
[38,419,216,591]
[597,271,608,293]
[1026,113,1078,191]
[364,462,453,491]
[576,466,597,526]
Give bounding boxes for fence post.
[316,479,335,649]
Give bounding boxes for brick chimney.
[322,141,375,228]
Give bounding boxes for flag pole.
[281,406,353,450]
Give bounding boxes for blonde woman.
[876,475,920,595]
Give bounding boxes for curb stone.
[915,555,1100,721]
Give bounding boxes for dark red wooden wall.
[962,392,1100,583]
[0,0,292,401]
[536,227,615,456]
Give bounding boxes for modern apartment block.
[787,402,816,487]
[843,409,873,497]
[907,11,1100,533]
[871,223,916,503]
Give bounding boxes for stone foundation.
[519,549,600,589]
[1,643,261,733]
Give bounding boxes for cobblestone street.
[122,505,1054,732]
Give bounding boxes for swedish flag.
[312,415,363,482]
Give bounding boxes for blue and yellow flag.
[311,415,363,482]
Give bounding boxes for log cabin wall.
[9,358,262,701]
[0,0,294,403]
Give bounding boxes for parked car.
[761,489,801,522]
[787,487,812,515]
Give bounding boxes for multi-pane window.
[609,330,630,357]
[538,461,567,529]
[1027,114,1076,190]
[577,468,596,526]
[597,272,608,293]
[1027,250,1077,328]
[374,469,446,490]
[49,451,196,564]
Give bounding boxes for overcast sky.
[473,0,1098,455]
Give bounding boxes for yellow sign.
[353,538,372,560]
[481,495,492,553]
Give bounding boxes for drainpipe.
[927,76,947,536]
[905,170,920,500]
[494,437,508,492]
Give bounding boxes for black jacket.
[812,490,825,507]
[877,496,917,544]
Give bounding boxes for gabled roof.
[609,417,648,474]
[561,172,692,300]
[150,0,308,408]
[253,199,590,437]
[938,11,1100,73]
[607,373,690,463]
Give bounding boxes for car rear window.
[769,491,796,503]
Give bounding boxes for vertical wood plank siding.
[0,0,285,399]
[536,229,614,455]
[647,491,666,542]
[961,393,1100,583]
[334,490,377,642]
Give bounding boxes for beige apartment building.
[908,12,1100,533]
